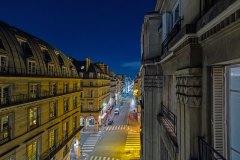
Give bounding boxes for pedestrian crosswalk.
[88,155,120,160]
[124,132,141,152]
[104,125,129,131]
[81,133,101,154]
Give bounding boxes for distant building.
[0,21,81,160]
[73,58,112,129]
[141,0,240,159]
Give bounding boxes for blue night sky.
[0,0,156,78]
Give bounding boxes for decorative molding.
[176,68,202,107]
[143,75,163,90]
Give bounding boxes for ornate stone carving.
[144,75,163,90]
[175,69,202,107]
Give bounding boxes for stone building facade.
[141,0,240,159]
[0,21,82,160]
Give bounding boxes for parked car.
[108,120,113,125]
[114,108,120,115]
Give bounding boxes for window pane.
[230,67,240,91]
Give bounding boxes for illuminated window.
[50,101,57,119]
[0,115,10,143]
[29,83,40,98]
[0,86,9,105]
[49,129,57,149]
[0,55,8,72]
[63,99,69,112]
[48,64,54,75]
[63,122,69,138]
[27,140,38,160]
[73,96,77,108]
[29,107,39,129]
[28,61,36,74]
[49,83,57,95]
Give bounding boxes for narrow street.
[80,95,140,160]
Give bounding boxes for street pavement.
[79,95,140,160]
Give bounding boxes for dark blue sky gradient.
[0,0,156,78]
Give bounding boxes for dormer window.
[48,64,54,75]
[0,39,5,50]
[40,46,52,63]
[17,38,33,58]
[28,60,36,74]
[0,55,8,72]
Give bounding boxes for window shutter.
[212,66,225,156]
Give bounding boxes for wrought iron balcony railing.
[41,126,83,160]
[0,88,81,108]
[160,103,177,134]
[0,66,78,78]
[198,137,226,160]
[161,18,182,56]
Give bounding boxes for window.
[0,39,5,50]
[18,40,33,58]
[63,122,69,139]
[29,107,39,129]
[73,116,77,130]
[80,92,83,98]
[27,140,38,160]
[73,82,78,91]
[90,82,93,86]
[89,72,93,78]
[41,48,52,62]
[0,115,10,144]
[0,86,9,105]
[80,81,83,87]
[172,1,180,26]
[73,96,77,108]
[28,61,36,74]
[80,102,83,111]
[48,64,54,75]
[49,83,57,95]
[90,90,94,98]
[62,67,67,76]
[63,145,69,157]
[49,101,57,119]
[29,83,40,98]
[228,66,240,159]
[49,129,57,149]
[64,83,69,93]
[88,102,94,111]
[0,55,8,72]
[63,99,69,112]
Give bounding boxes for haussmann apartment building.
[140,0,240,160]
[0,21,82,160]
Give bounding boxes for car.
[108,120,113,125]
[114,108,120,115]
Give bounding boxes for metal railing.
[41,126,83,160]
[161,18,182,56]
[198,137,226,160]
[160,103,177,134]
[0,88,81,107]
[0,66,79,78]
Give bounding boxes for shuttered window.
[212,66,226,156]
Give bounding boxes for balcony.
[157,103,177,146]
[198,137,226,160]
[41,126,83,160]
[0,88,81,108]
[0,66,78,78]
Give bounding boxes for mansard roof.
[0,21,78,78]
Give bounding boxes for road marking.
[94,156,98,160]
[107,158,110,160]
[98,157,102,160]
[90,156,94,160]
[103,157,106,160]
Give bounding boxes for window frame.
[28,60,37,74]
[0,55,8,72]
[28,106,40,130]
